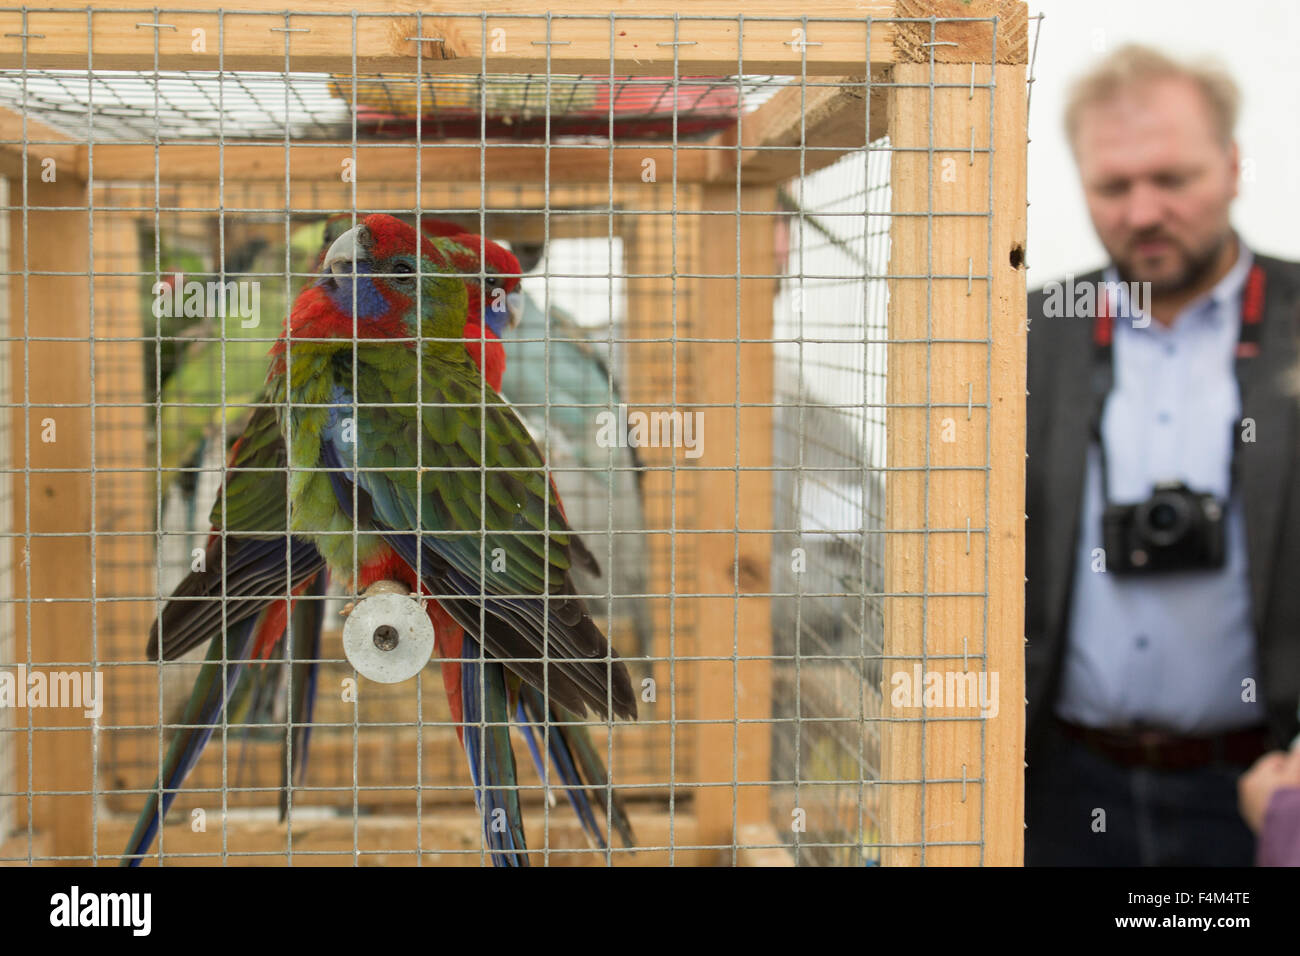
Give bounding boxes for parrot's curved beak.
[505,290,524,330]
[322,224,370,276]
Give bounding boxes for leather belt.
[1056,718,1270,771]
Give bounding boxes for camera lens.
[1136,492,1191,548]
[1148,502,1178,530]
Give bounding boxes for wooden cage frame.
[0,0,1027,866]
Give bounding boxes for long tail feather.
[461,634,528,867]
[281,570,326,820]
[516,691,603,848]
[517,684,636,850]
[230,638,278,788]
[121,616,258,866]
[217,572,323,807]
[561,709,637,849]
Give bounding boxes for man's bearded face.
[1074,77,1238,295]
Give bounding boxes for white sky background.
[1025,0,1300,286]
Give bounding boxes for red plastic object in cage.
[334,74,742,140]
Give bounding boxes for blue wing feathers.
[461,635,528,867]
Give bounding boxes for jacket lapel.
[1044,308,1099,647]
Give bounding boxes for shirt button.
[1157,412,1172,424]
[1165,344,1176,356]
[1135,634,1149,650]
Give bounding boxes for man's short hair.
[1064,44,1240,150]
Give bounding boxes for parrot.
[312,218,636,850]
[149,213,512,751]
[422,220,521,393]
[123,215,637,866]
[281,213,639,863]
[217,215,524,754]
[313,214,638,854]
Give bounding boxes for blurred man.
[1024,45,1300,865]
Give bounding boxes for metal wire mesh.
[0,6,1022,866]
[772,145,891,865]
[0,70,790,143]
[0,176,11,848]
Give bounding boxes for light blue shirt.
[1055,245,1264,733]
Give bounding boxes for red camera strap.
[1087,261,1266,505]
[1092,261,1266,360]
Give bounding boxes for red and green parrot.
[123,215,637,866]
[304,218,632,847]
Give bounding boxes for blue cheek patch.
[483,287,519,336]
[324,262,390,321]
[484,299,511,337]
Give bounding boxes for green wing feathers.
[352,352,578,599]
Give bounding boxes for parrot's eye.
[389,261,416,284]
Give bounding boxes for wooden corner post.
[882,57,1027,865]
[9,174,96,860]
[690,185,778,861]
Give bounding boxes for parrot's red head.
[444,233,523,337]
[435,232,519,392]
[420,217,472,239]
[418,218,523,337]
[281,213,467,353]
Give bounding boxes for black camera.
[1101,481,1227,574]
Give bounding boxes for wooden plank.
[704,72,888,184]
[8,176,95,859]
[98,806,707,866]
[0,107,78,182]
[880,62,1024,866]
[0,175,11,853]
[617,196,702,838]
[77,142,709,186]
[96,180,605,216]
[93,180,719,264]
[0,3,935,75]
[688,184,776,862]
[0,105,75,144]
[893,0,1028,65]
[983,61,1027,868]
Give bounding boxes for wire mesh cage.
[0,1,1028,866]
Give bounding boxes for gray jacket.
[1025,254,1300,757]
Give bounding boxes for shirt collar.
[1102,236,1254,330]
[1206,239,1254,313]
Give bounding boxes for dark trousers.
[1025,723,1256,866]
